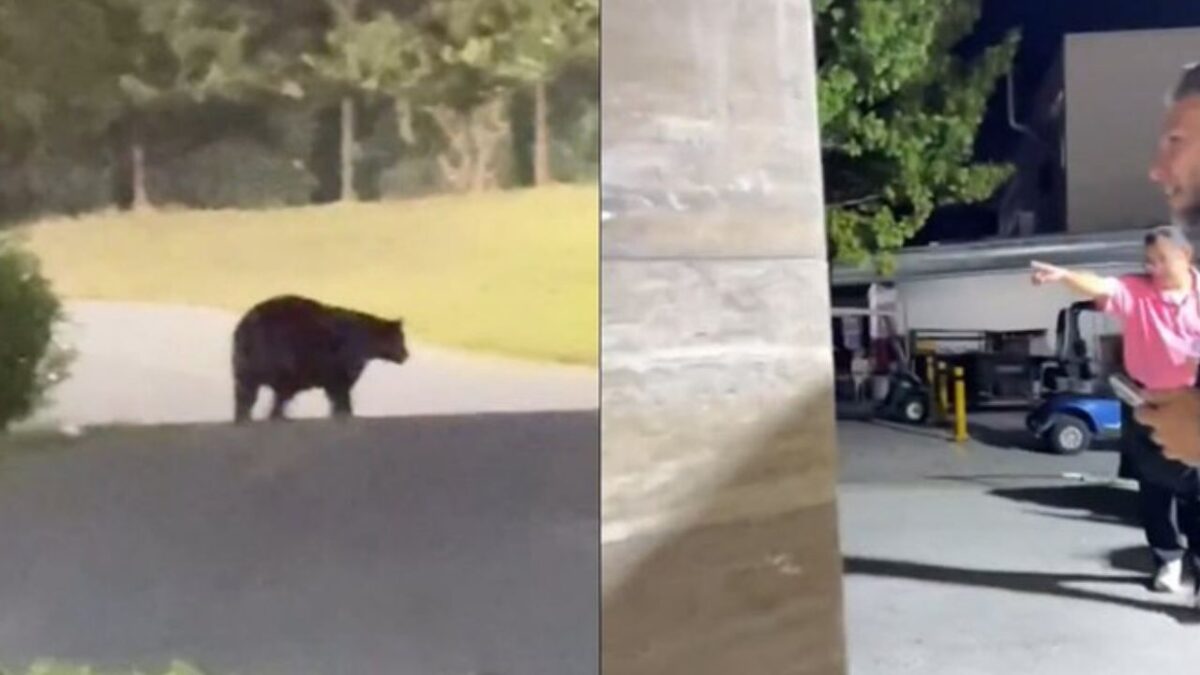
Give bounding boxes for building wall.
[896,268,1129,352]
[1064,27,1200,234]
[601,0,847,672]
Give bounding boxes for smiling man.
[1032,63,1200,603]
[1150,64,1200,227]
[1138,63,1200,469]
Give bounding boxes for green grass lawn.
[16,185,598,366]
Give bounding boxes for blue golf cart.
[1025,300,1123,454]
[1027,392,1121,455]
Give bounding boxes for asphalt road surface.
[0,412,598,675]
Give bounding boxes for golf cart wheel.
[1046,414,1092,455]
[900,395,929,425]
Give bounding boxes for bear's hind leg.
[234,378,258,424]
[325,385,354,419]
[269,385,298,421]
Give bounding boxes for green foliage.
[508,85,599,185]
[417,0,509,111]
[0,0,599,214]
[816,0,1020,270]
[0,239,71,432]
[405,0,595,190]
[0,0,266,149]
[417,0,595,102]
[0,0,121,151]
[544,56,599,183]
[150,138,318,208]
[108,0,265,111]
[0,149,113,223]
[365,102,444,198]
[379,156,443,198]
[490,0,598,85]
[550,101,598,182]
[21,154,114,217]
[300,1,430,101]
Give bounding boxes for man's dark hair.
[1172,62,1200,103]
[1144,223,1193,250]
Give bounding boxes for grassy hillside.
[18,185,598,365]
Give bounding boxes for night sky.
[914,0,1200,244]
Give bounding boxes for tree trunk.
[429,98,510,194]
[339,95,358,202]
[533,80,551,186]
[130,138,150,211]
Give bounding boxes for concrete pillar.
[601,0,847,673]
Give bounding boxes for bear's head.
[374,317,409,364]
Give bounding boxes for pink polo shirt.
[1099,270,1200,391]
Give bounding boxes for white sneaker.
[1154,558,1186,594]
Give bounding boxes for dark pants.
[1121,402,1200,563]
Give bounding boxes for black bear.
[231,295,409,423]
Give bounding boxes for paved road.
[24,301,598,430]
[0,412,598,675]
[838,417,1200,674]
[838,411,1121,485]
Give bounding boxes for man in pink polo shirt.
[1031,224,1200,598]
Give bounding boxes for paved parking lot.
[838,414,1200,675]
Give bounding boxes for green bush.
[0,150,114,224]
[0,239,71,431]
[551,102,598,183]
[23,150,114,217]
[378,155,444,199]
[149,138,317,210]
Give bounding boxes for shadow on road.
[1108,545,1156,576]
[967,419,1121,455]
[985,484,1161,590]
[988,483,1140,529]
[967,420,1042,452]
[843,556,1198,623]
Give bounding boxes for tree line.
[0,0,599,220]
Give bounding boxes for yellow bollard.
[953,366,968,443]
